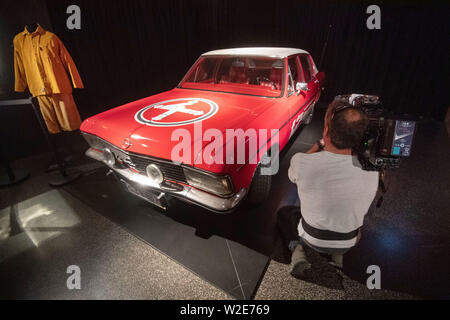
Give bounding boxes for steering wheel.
[257,76,277,89]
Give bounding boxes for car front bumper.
[85,148,247,212]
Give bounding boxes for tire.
[247,163,272,206]
[303,103,315,125]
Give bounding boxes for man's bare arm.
[306,139,324,154]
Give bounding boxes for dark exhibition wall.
[1,0,449,161]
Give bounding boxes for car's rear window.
[179,56,284,97]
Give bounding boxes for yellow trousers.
[36,93,82,134]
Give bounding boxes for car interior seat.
[260,60,283,90]
[220,60,249,84]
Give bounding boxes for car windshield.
[179,56,284,97]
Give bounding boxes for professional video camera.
[334,94,416,171]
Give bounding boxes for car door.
[298,54,317,103]
[299,54,323,105]
[286,55,310,138]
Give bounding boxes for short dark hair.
[326,100,369,149]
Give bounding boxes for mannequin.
[14,23,85,171]
[25,23,39,33]
[25,23,75,169]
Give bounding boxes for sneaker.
[289,245,311,278]
[329,254,344,270]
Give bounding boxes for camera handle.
[376,169,387,208]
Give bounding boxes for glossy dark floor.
[1,106,449,299]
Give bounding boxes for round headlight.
[146,164,164,184]
[103,148,115,166]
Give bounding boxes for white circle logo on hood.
[135,98,219,127]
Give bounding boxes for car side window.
[308,55,318,76]
[299,55,313,83]
[287,56,302,95]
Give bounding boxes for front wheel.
[247,164,272,206]
[303,103,315,125]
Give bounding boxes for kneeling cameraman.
[288,100,379,277]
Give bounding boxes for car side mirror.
[296,82,309,95]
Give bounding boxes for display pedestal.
[0,168,29,187]
[28,97,83,187]
[0,99,32,188]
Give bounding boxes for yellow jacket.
[14,25,84,97]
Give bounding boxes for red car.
[81,47,324,212]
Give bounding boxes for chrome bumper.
[86,148,246,212]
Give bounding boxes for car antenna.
[318,24,332,70]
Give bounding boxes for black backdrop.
[1,0,449,161]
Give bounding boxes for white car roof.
[201,47,309,58]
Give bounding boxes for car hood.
[81,88,276,168]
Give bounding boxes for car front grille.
[105,143,187,184]
[127,153,187,184]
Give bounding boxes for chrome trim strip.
[86,148,246,212]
